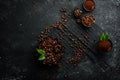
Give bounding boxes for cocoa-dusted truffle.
[98,33,112,52]
[98,40,112,52]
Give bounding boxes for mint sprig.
[100,32,109,41]
[36,49,46,61]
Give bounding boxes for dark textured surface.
[0,0,120,80]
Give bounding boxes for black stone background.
[0,0,120,80]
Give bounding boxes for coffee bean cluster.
[69,48,84,63]
[74,8,82,18]
[39,37,64,66]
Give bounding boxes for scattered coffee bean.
[76,18,81,24]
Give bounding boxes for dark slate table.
[0,0,120,80]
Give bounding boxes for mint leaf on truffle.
[100,32,109,41]
[100,33,105,41]
[105,32,109,40]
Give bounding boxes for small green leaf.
[36,49,45,55]
[100,32,109,41]
[38,55,45,61]
[103,34,106,40]
[105,32,109,40]
[100,33,105,41]
[36,48,46,61]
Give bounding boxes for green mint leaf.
[105,32,109,40]
[100,33,105,41]
[103,34,106,40]
[100,32,109,41]
[38,55,45,61]
[36,49,45,55]
[36,48,46,61]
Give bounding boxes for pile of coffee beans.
[39,37,64,67]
